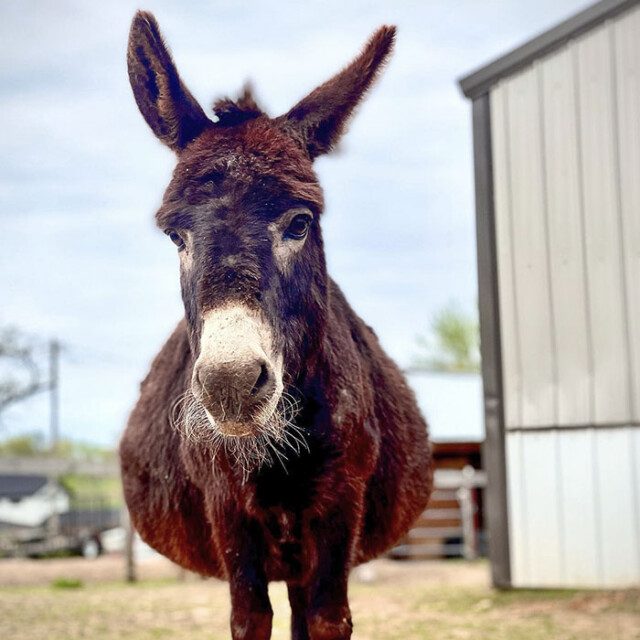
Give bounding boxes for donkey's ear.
[278,26,396,159]
[127,11,210,152]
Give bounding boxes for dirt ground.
[0,555,638,639]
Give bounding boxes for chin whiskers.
[169,388,307,482]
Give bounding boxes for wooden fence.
[390,466,487,560]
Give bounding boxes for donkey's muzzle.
[194,358,275,426]
[193,305,283,436]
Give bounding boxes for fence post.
[122,507,136,583]
[457,465,478,560]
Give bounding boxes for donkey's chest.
[240,457,330,580]
[260,508,306,580]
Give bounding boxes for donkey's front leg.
[222,519,273,640]
[288,583,310,640]
[305,507,359,640]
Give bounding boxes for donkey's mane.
[212,85,264,127]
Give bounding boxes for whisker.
[169,385,307,483]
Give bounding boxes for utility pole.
[49,339,60,451]
[47,339,61,543]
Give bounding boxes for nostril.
[250,361,271,397]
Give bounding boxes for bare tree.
[0,327,49,417]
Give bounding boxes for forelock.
[211,97,263,128]
[156,117,324,226]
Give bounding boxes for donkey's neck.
[291,278,374,424]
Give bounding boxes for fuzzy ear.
[127,11,210,152]
[278,26,396,159]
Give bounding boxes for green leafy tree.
[0,432,44,456]
[412,303,480,373]
[0,433,115,461]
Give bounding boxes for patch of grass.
[50,578,83,589]
[1,560,638,640]
[59,474,122,508]
[40,549,75,559]
[492,588,580,605]
[600,589,640,615]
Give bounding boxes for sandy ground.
[0,553,182,586]
[0,555,638,639]
[0,553,488,587]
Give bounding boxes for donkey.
[120,11,432,640]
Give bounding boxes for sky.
[0,0,592,446]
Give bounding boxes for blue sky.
[0,0,591,446]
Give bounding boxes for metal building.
[460,0,640,588]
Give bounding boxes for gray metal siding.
[460,0,640,98]
[489,5,640,587]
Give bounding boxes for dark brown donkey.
[120,11,432,640]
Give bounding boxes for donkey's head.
[128,12,395,463]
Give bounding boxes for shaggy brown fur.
[120,11,432,640]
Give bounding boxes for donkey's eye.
[284,214,312,240]
[166,229,185,250]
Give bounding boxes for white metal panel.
[505,432,529,584]
[490,84,522,429]
[489,4,640,591]
[520,431,564,586]
[594,428,640,585]
[633,428,640,575]
[575,23,630,423]
[539,46,592,425]
[557,429,601,586]
[613,7,640,421]
[507,427,640,587]
[504,67,555,427]
[491,11,640,431]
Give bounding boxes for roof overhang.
[459,0,639,99]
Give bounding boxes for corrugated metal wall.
[490,4,640,587]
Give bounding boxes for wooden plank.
[504,67,555,428]
[429,489,458,502]
[421,508,461,520]
[390,543,464,558]
[415,518,462,529]
[575,23,630,423]
[426,498,460,510]
[408,527,463,539]
[490,83,521,430]
[539,46,592,426]
[613,6,640,421]
[594,427,640,585]
[506,432,529,585]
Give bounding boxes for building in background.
[395,372,485,559]
[0,474,69,530]
[461,0,640,588]
[408,371,483,444]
